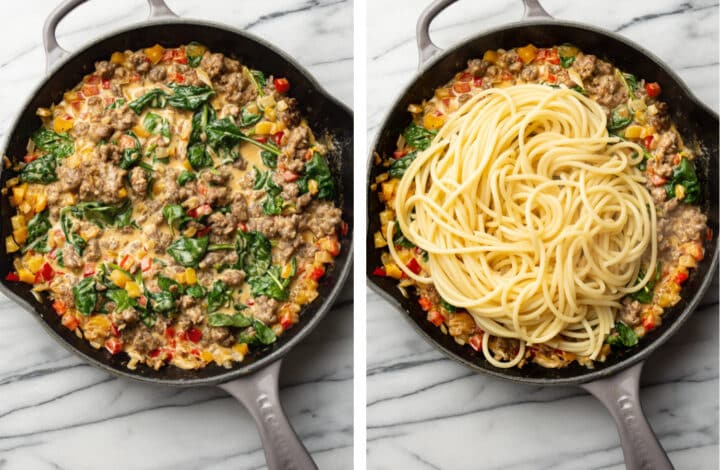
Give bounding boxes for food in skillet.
[371,44,708,369]
[3,43,344,370]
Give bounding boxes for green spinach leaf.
[208,312,253,328]
[72,276,97,315]
[389,151,417,179]
[403,123,436,151]
[20,155,58,183]
[239,106,262,127]
[261,150,277,169]
[665,157,701,204]
[606,321,639,347]
[128,88,168,114]
[178,170,196,186]
[608,105,633,131]
[207,280,232,313]
[297,153,336,200]
[167,236,209,267]
[143,112,171,140]
[166,83,214,110]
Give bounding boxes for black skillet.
[0,1,353,469]
[367,1,718,468]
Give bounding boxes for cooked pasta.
[389,84,657,367]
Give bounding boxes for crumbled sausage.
[220,269,245,286]
[148,66,166,82]
[200,52,224,78]
[129,166,149,195]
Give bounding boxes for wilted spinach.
[297,153,336,200]
[403,123,436,151]
[606,321,639,348]
[388,151,417,179]
[143,112,171,140]
[72,276,97,316]
[665,158,701,204]
[167,236,209,267]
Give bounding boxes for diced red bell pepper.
[190,348,200,356]
[254,135,268,143]
[5,272,19,282]
[61,313,79,331]
[310,266,325,281]
[188,328,202,343]
[468,333,483,352]
[418,295,433,312]
[283,171,300,182]
[683,241,704,261]
[71,100,83,112]
[372,266,386,277]
[273,131,284,146]
[86,74,101,84]
[648,173,667,186]
[101,78,111,90]
[162,48,188,64]
[150,349,161,358]
[119,254,132,270]
[642,315,656,332]
[393,149,408,159]
[24,154,38,163]
[674,271,689,285]
[546,73,557,84]
[406,258,422,275]
[104,337,124,355]
[196,225,211,237]
[137,295,148,308]
[165,326,176,338]
[83,263,96,278]
[279,311,294,330]
[273,77,290,94]
[39,262,55,282]
[453,81,471,94]
[189,204,212,218]
[643,135,654,149]
[177,330,188,341]
[645,82,661,98]
[110,322,120,337]
[141,257,152,273]
[246,298,255,306]
[52,300,68,315]
[239,222,248,232]
[171,73,185,83]
[427,309,445,327]
[457,72,473,82]
[473,77,484,88]
[81,84,99,97]
[536,48,560,65]
[327,237,341,256]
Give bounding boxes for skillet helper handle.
[581,362,674,470]
[42,0,177,72]
[219,360,318,470]
[416,0,553,68]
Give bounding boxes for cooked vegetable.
[253,167,284,215]
[143,112,171,140]
[389,151,417,179]
[20,155,58,184]
[665,158,701,204]
[119,131,142,169]
[207,280,232,312]
[608,105,633,131]
[72,276,97,315]
[297,153,336,200]
[208,312,253,328]
[32,129,74,159]
[630,263,661,304]
[248,258,296,301]
[403,123,436,151]
[606,321,639,347]
[167,236,209,267]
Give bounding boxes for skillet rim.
[366,17,719,386]
[0,17,354,387]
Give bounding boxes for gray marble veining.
[0,1,352,469]
[367,1,718,469]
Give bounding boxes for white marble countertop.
[367,1,718,469]
[0,1,352,469]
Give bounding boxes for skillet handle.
[42,0,178,72]
[219,360,318,470]
[416,0,553,68]
[580,361,674,470]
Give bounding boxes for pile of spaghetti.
[389,84,657,368]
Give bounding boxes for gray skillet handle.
[42,0,178,72]
[219,360,318,470]
[581,361,674,470]
[416,0,553,68]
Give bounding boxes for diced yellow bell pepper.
[233,343,249,355]
[25,254,44,273]
[185,268,197,285]
[434,87,451,99]
[5,236,20,254]
[315,250,333,264]
[17,267,34,283]
[144,44,165,64]
[258,95,275,109]
[381,179,398,202]
[110,269,131,288]
[12,183,28,206]
[423,112,445,130]
[125,281,141,298]
[517,44,538,64]
[110,51,126,65]
[675,184,686,201]
[11,215,25,231]
[182,160,193,171]
[174,271,187,284]
[254,121,273,135]
[281,262,294,279]
[483,50,499,64]
[374,231,388,248]
[264,106,277,121]
[118,188,127,199]
[53,115,74,133]
[13,227,28,245]
[19,201,32,214]
[558,44,579,59]
[63,91,79,103]
[132,124,150,139]
[34,193,48,213]
[384,263,403,280]
[308,179,319,195]
[624,125,643,139]
[200,350,214,362]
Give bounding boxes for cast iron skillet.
[0,1,353,469]
[367,0,718,468]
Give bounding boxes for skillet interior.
[0,21,354,385]
[367,21,718,385]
